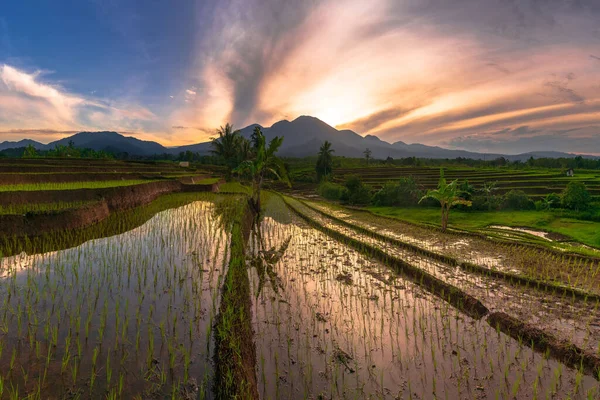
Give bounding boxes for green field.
[0,201,97,215]
[0,179,158,192]
[331,166,600,198]
[368,206,600,248]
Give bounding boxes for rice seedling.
[0,193,240,398]
[247,192,600,399]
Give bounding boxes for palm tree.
[364,148,372,166]
[481,181,498,211]
[210,123,243,177]
[316,141,334,181]
[234,127,290,214]
[419,169,471,231]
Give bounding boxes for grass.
[194,177,221,184]
[0,201,97,215]
[368,206,600,248]
[0,180,158,192]
[220,181,251,194]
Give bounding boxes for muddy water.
[0,201,230,398]
[307,201,600,296]
[488,225,554,241]
[251,197,599,399]
[287,197,600,361]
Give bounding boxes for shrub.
[545,193,561,209]
[561,181,592,211]
[372,178,420,207]
[341,175,372,206]
[317,181,345,201]
[471,195,501,211]
[503,190,534,210]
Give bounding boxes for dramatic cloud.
[0,64,168,143]
[2,0,600,152]
[168,0,600,151]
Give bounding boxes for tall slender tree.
[210,123,243,177]
[234,127,289,214]
[316,141,334,181]
[364,148,372,166]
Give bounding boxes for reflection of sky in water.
[252,202,600,399]
[0,201,229,398]
[291,198,600,357]
[489,225,553,241]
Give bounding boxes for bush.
[317,181,345,201]
[503,190,534,210]
[341,175,372,206]
[545,193,561,209]
[471,195,501,211]
[561,181,591,210]
[372,178,420,207]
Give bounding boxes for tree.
[364,148,372,166]
[340,175,372,205]
[22,144,37,158]
[210,123,243,177]
[372,177,420,207]
[481,181,498,211]
[316,141,334,181]
[503,190,534,210]
[419,169,472,231]
[234,127,289,214]
[561,181,591,210]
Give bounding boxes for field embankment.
[0,180,223,239]
[214,198,259,399]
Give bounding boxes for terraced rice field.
[0,171,599,398]
[332,166,600,198]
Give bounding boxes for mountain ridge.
[0,116,597,161]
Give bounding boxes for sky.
[1,0,600,154]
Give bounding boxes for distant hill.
[1,116,597,161]
[0,139,46,151]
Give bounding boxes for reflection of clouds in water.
[0,201,225,280]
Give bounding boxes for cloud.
[0,64,163,142]
[337,106,421,133]
[447,126,600,155]
[5,0,600,153]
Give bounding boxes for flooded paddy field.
[0,191,598,399]
[0,198,234,398]
[303,200,600,295]
[283,197,600,366]
[251,195,599,399]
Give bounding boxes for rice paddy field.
[330,166,600,199]
[1,160,600,398]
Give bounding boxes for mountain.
[51,131,169,156]
[0,139,46,151]
[0,116,597,160]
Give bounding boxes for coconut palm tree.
[419,169,471,231]
[316,141,335,181]
[210,123,243,177]
[364,148,372,166]
[234,127,289,214]
[481,181,499,211]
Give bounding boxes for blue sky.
[1,0,600,154]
